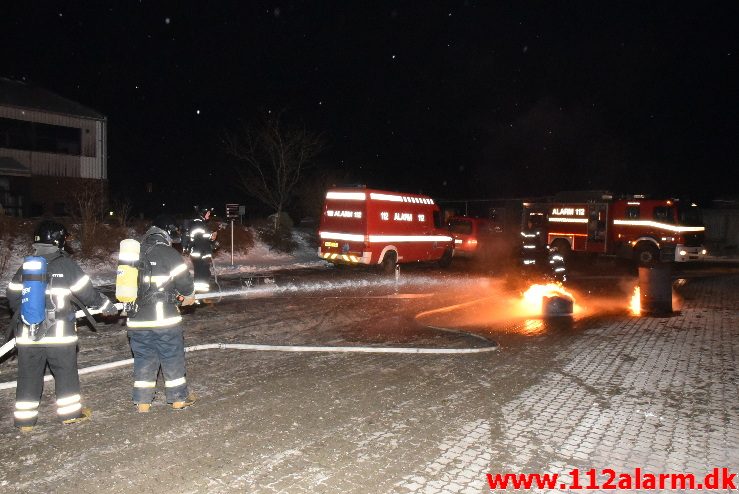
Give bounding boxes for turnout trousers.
[192,257,211,293]
[128,326,189,404]
[14,344,84,427]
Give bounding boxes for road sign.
[226,203,239,219]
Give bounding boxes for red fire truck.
[523,192,707,265]
[318,187,454,272]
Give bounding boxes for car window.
[449,219,473,235]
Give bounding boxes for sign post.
[225,203,239,266]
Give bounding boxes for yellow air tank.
[116,239,140,303]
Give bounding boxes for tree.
[223,112,325,229]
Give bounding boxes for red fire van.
[318,187,454,272]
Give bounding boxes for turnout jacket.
[127,226,194,329]
[7,243,111,346]
[189,217,213,260]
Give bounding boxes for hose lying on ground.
[0,341,497,391]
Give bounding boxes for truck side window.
[653,206,674,223]
[625,206,640,219]
[433,211,443,229]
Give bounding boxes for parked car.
[447,216,497,259]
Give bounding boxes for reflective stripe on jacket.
[189,217,213,258]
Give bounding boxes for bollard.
[394,263,400,282]
[638,264,672,316]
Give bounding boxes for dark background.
[2,1,737,216]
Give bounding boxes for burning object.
[542,294,574,317]
[632,265,673,316]
[522,283,575,317]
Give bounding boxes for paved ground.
[0,265,737,493]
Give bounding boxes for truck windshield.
[677,204,703,226]
[653,206,675,224]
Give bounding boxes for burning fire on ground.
[630,286,641,315]
[520,283,579,316]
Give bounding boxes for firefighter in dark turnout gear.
[520,216,548,275]
[126,217,197,412]
[6,221,116,431]
[188,206,216,294]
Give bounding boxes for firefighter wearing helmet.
[125,215,197,413]
[5,220,116,431]
[520,213,548,272]
[187,206,217,294]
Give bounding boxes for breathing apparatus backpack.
[19,256,60,341]
[21,256,47,330]
[116,239,140,305]
[116,238,178,316]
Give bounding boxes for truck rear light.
[467,238,478,246]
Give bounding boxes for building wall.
[0,105,106,179]
[0,105,108,216]
[702,209,739,253]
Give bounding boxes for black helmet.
[194,205,214,218]
[34,220,68,249]
[152,215,180,238]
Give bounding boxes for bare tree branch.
[223,112,325,228]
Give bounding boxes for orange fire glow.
[520,283,576,315]
[630,286,641,315]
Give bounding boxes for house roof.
[0,156,31,177]
[0,77,105,120]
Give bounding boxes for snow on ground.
[0,229,329,297]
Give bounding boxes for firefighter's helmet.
[33,220,69,249]
[194,205,214,219]
[152,215,180,238]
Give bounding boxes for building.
[0,77,107,217]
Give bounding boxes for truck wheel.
[634,244,659,266]
[438,248,453,268]
[380,251,397,274]
[550,239,571,261]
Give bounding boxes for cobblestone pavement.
[0,270,736,493]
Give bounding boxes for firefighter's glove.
[179,294,197,307]
[100,300,119,317]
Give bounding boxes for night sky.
[2,1,738,215]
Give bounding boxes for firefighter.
[126,216,197,413]
[520,216,548,275]
[548,250,568,284]
[6,220,117,431]
[188,206,216,295]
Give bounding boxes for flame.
[520,283,576,315]
[630,286,641,315]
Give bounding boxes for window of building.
[0,117,82,155]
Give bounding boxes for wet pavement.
[0,263,737,493]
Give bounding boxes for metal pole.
[230,219,234,266]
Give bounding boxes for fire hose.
[0,286,260,360]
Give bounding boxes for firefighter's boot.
[137,403,151,413]
[172,393,198,410]
[19,425,34,433]
[62,407,92,425]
